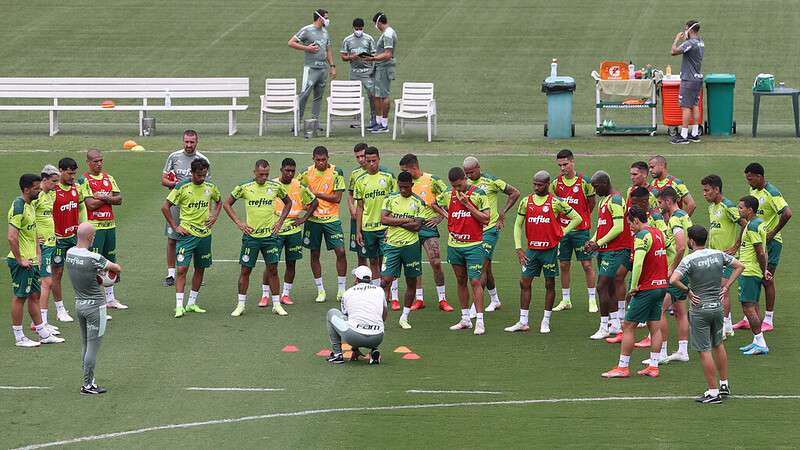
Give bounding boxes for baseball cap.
[41,164,59,177]
[352,265,373,281]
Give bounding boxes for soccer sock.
[618,354,630,368]
[519,309,529,325]
[381,117,388,127]
[720,379,729,387]
[187,290,199,306]
[543,310,552,320]
[401,306,411,320]
[611,312,621,330]
[562,288,571,302]
[282,282,293,297]
[724,314,732,330]
[40,309,48,326]
[678,340,688,355]
[54,300,66,313]
[272,295,280,306]
[105,286,115,304]
[754,332,767,347]
[650,352,660,368]
[680,127,689,138]
[12,325,24,342]
[476,312,484,323]
[415,288,424,301]
[436,285,446,301]
[469,303,476,315]
[176,293,184,309]
[337,276,347,292]
[314,277,324,291]
[262,284,270,297]
[764,311,774,325]
[691,124,699,136]
[617,300,626,315]
[460,309,470,322]
[34,323,50,339]
[390,279,399,300]
[600,315,609,329]
[167,267,176,278]
[660,341,668,359]
[237,294,246,305]
[488,288,499,304]
[588,287,596,302]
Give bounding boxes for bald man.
[648,155,695,216]
[66,222,122,394]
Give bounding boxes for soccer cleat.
[280,295,294,305]
[723,329,735,340]
[539,320,551,334]
[606,332,624,344]
[398,318,411,329]
[410,299,425,311]
[637,366,660,378]
[390,300,401,311]
[695,392,722,404]
[688,134,701,143]
[670,135,690,145]
[174,307,185,318]
[742,344,769,355]
[39,334,65,344]
[106,314,112,321]
[761,322,774,332]
[739,342,756,352]
[230,304,246,317]
[326,352,344,364]
[438,300,454,312]
[601,366,630,378]
[588,298,598,313]
[589,327,610,340]
[504,322,530,333]
[258,296,269,307]
[485,302,501,312]
[315,290,327,303]
[80,384,108,395]
[608,325,622,335]
[732,318,750,330]
[15,337,41,348]
[552,300,572,312]
[719,384,730,397]
[337,290,345,301]
[449,320,473,331]
[30,323,60,335]
[56,310,74,322]
[634,335,652,348]
[107,301,128,310]
[184,304,206,313]
[666,352,690,362]
[162,276,175,287]
[272,304,288,316]
[474,321,485,335]
[369,349,381,365]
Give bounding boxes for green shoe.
[230,303,245,317]
[337,289,345,301]
[398,318,411,329]
[184,304,207,313]
[553,300,572,312]
[174,307,185,318]
[272,304,288,316]
[315,290,326,303]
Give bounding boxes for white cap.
[352,265,373,281]
[41,164,59,177]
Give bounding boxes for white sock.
[54,300,66,313]
[461,309,470,322]
[618,354,630,368]
[678,340,688,355]
[650,352,660,368]
[600,316,609,329]
[381,117,388,127]
[187,290,199,306]
[105,286,115,304]
[272,295,280,306]
[401,306,411,320]
[708,388,720,396]
[754,332,767,347]
[436,285,446,301]
[390,279,399,300]
[337,276,347,292]
[415,288,423,301]
[314,277,324,291]
[720,379,728,388]
[488,288,499,303]
[40,309,48,326]
[35,323,50,339]
[176,293,184,309]
[588,287,596,302]
[562,288,571,301]
[520,309,529,325]
[691,124,699,135]
[617,300,626,315]
[660,341,668,359]
[469,303,476,315]
[724,314,732,330]
[543,310,552,320]
[764,311,774,325]
[12,325,24,341]
[611,312,621,330]
[282,282,293,297]
[476,312,484,322]
[262,284,270,297]
[681,127,689,138]
[237,294,246,305]
[167,267,176,278]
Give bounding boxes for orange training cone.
[316,349,331,357]
[101,100,115,108]
[402,353,421,360]
[123,140,138,149]
[281,345,299,353]
[394,346,412,353]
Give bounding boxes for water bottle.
[628,62,635,79]
[164,89,171,108]
[550,58,558,78]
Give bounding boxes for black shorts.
[679,79,703,108]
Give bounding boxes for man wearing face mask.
[365,11,396,133]
[289,9,336,128]
[341,18,377,129]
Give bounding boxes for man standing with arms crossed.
[223,160,291,317]
[162,159,222,318]
[670,19,704,145]
[289,9,336,128]
[341,19,377,129]
[648,155,696,216]
[77,149,126,311]
[550,149,597,313]
[66,222,122,395]
[365,11,396,133]
[162,130,209,287]
[735,195,770,355]
[299,146,348,302]
[505,171,582,334]
[31,165,61,334]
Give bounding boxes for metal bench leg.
[259,111,264,136]
[229,110,237,136]
[793,94,800,138]
[752,94,760,137]
[139,110,144,136]
[427,115,432,142]
[49,110,59,136]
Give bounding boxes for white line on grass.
[212,259,502,265]
[206,1,274,48]
[0,386,51,390]
[186,387,285,392]
[14,395,800,449]
[407,389,504,395]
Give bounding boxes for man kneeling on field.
[326,266,387,365]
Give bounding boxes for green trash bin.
[542,76,576,138]
[705,73,737,136]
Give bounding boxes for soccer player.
[737,163,792,332]
[223,160,291,317]
[585,171,631,340]
[299,146,348,302]
[31,165,60,335]
[364,11,396,133]
[354,147,397,299]
[66,222,122,395]
[289,8,336,127]
[506,170,582,334]
[77,149,126,310]
[648,155,696,215]
[627,161,657,210]
[550,149,597,313]
[161,159,222,318]
[670,19,704,145]
[670,225,743,403]
[463,156,520,313]
[8,174,64,347]
[162,130,209,287]
[701,175,746,337]
[380,171,425,329]
[399,153,451,311]
[432,167,490,335]
[274,158,318,305]
[348,143,370,268]
[601,206,668,378]
[51,157,87,323]
[341,18,377,128]
[735,196,770,355]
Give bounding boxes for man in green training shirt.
[162,159,222,318]
[31,165,60,335]
[381,171,425,329]
[735,195,770,355]
[223,160,291,317]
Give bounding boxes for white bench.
[0,77,249,136]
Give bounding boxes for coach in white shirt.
[326,265,387,365]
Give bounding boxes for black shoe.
[80,384,108,395]
[670,135,689,145]
[370,125,389,134]
[688,133,701,142]
[369,349,381,365]
[695,392,722,404]
[163,276,175,287]
[326,352,344,364]
[719,384,730,396]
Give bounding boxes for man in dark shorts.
[670,19,704,144]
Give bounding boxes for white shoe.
[637,322,647,328]
[666,352,689,362]
[272,304,288,316]
[107,301,129,310]
[485,302,501,312]
[643,356,670,365]
[588,298,598,313]
[47,325,60,336]
[56,310,74,322]
[473,321,485,335]
[15,337,40,348]
[468,304,477,319]
[504,322,530,332]
[540,320,551,334]
[589,327,610,340]
[40,334,65,344]
[106,314,112,321]
[449,320,473,330]
[608,325,622,335]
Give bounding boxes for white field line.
[407,389,504,395]
[213,259,500,265]
[186,387,284,392]
[206,1,274,49]
[0,385,51,390]
[14,395,800,449]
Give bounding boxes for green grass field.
[1,1,800,449]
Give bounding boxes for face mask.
[316,11,329,27]
[354,29,363,37]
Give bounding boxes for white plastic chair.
[326,80,364,137]
[392,82,437,142]
[260,78,298,136]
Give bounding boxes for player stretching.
[162,159,222,318]
[224,160,291,317]
[648,155,696,216]
[31,165,60,335]
[550,149,597,313]
[506,171,582,334]
[735,195,770,355]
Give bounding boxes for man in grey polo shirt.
[670,19,704,145]
[341,17,377,129]
[289,8,337,127]
[670,225,743,404]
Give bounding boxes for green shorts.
[381,242,422,278]
[239,235,280,267]
[448,243,485,280]
[176,235,213,269]
[348,220,366,257]
[722,264,734,279]
[668,274,690,301]
[597,249,632,278]
[361,229,386,258]
[689,306,724,352]
[303,220,344,251]
[52,236,77,268]
[39,244,55,278]
[767,239,782,269]
[89,227,117,262]
[558,229,593,261]
[624,288,666,323]
[521,247,559,278]
[738,275,762,303]
[276,231,304,262]
[482,226,499,260]
[419,224,440,242]
[373,65,395,98]
[7,257,40,298]
[350,72,375,95]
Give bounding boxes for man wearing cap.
[326,266,387,365]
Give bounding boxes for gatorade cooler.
[542,76,576,138]
[661,75,703,136]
